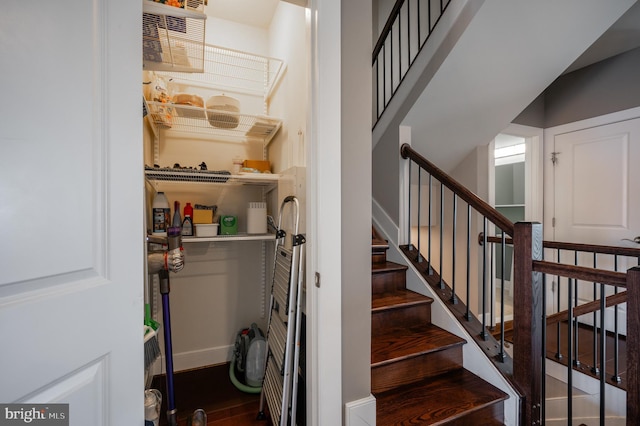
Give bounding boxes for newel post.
[627,267,640,425]
[513,222,543,425]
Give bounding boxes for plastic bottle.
[172,201,182,229]
[152,192,170,236]
[182,202,194,236]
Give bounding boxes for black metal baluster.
[451,194,458,303]
[428,174,433,274]
[417,0,422,50]
[480,217,488,340]
[375,57,379,119]
[568,277,574,424]
[390,26,394,104]
[612,255,621,383]
[599,280,606,426]
[407,160,412,252]
[397,7,401,86]
[555,248,563,360]
[592,252,599,375]
[465,203,471,321]
[541,269,547,423]
[573,251,581,367]
[382,44,386,112]
[489,234,494,330]
[498,231,506,361]
[406,0,410,67]
[416,166,422,262]
[439,181,444,289]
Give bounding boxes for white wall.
[205,16,269,54]
[268,2,309,172]
[341,0,373,412]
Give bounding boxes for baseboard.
[345,394,376,426]
[150,344,233,375]
[372,198,398,248]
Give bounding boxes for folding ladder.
[258,196,305,426]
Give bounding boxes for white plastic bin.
[247,202,267,234]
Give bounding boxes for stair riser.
[372,347,463,393]
[372,269,407,294]
[372,251,387,265]
[448,402,505,425]
[371,304,432,336]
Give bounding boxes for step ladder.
[258,196,305,426]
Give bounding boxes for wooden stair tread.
[375,369,509,425]
[372,288,433,311]
[372,324,465,366]
[372,261,408,274]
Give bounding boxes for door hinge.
[551,152,561,165]
[315,272,320,288]
[552,217,556,227]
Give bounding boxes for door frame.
[488,123,544,223]
[488,123,543,324]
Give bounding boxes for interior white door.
[552,116,640,334]
[0,1,142,424]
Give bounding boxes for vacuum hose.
[229,356,262,394]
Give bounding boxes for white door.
[0,1,142,424]
[552,115,640,334]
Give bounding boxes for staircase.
[371,227,508,425]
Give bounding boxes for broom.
[144,273,162,378]
[144,325,161,370]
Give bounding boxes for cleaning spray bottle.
[152,192,170,236]
[182,202,194,236]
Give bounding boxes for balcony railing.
[373,0,452,128]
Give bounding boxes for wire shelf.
[143,1,207,73]
[147,101,282,143]
[145,168,280,187]
[156,44,286,99]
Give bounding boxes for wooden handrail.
[546,292,627,326]
[401,143,514,235]
[483,234,640,258]
[532,260,627,287]
[543,240,640,257]
[372,0,405,64]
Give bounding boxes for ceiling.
[564,1,640,73]
[205,0,280,28]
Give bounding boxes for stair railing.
[485,234,640,425]
[400,142,517,374]
[373,0,452,128]
[400,143,640,425]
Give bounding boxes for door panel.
[0,0,142,423]
[554,118,640,244]
[553,117,640,335]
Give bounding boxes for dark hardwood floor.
[493,319,627,388]
[151,363,273,426]
[545,320,627,388]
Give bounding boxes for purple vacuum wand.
[148,227,183,426]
